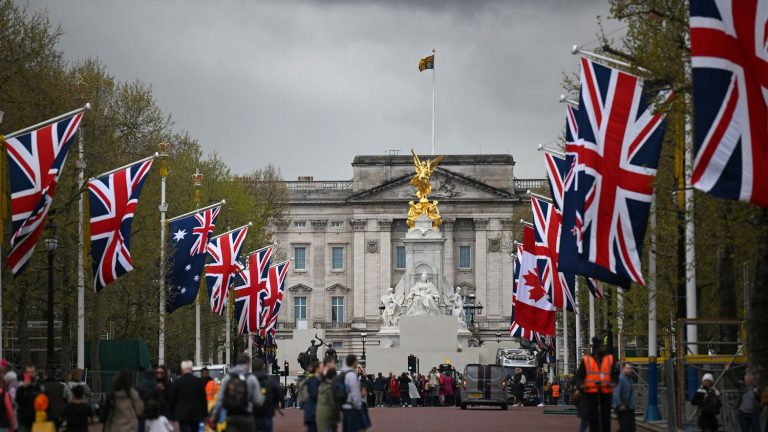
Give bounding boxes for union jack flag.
[546,151,605,299]
[233,245,273,335]
[260,261,290,342]
[574,57,672,285]
[690,0,768,206]
[88,158,154,292]
[205,225,249,315]
[531,196,576,311]
[4,112,83,275]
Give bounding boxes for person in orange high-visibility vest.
[551,382,561,406]
[205,380,220,406]
[574,337,618,432]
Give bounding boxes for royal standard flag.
[418,54,434,72]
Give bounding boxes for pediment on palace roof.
[347,168,515,203]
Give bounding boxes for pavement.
[270,405,582,431]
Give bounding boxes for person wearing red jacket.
[388,375,400,407]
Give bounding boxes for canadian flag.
[514,225,556,335]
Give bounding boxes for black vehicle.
[460,364,508,410]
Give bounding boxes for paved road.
[271,406,582,431]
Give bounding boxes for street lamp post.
[283,360,289,389]
[360,332,367,368]
[44,228,59,370]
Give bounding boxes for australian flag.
[166,205,221,313]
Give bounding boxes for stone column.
[474,218,489,323]
[350,218,367,326]
[311,220,328,322]
[442,219,456,296]
[500,218,515,318]
[377,220,392,321]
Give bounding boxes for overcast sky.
[23,0,619,180]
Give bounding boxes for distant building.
[269,154,547,355]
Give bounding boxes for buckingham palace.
[269,153,546,355]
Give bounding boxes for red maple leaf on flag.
[523,270,546,302]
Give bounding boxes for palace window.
[330,221,344,228]
[294,221,306,228]
[395,246,406,269]
[294,247,307,270]
[459,245,472,269]
[331,296,345,323]
[331,246,344,271]
[294,297,307,321]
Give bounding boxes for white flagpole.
[684,93,698,354]
[225,293,231,366]
[431,48,436,155]
[574,278,581,362]
[617,288,624,359]
[77,125,86,369]
[158,143,170,366]
[193,170,203,366]
[589,293,596,340]
[563,309,569,374]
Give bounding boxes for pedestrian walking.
[551,381,560,406]
[210,354,265,432]
[143,399,173,432]
[104,369,145,432]
[315,368,339,432]
[65,369,92,403]
[340,355,363,432]
[288,383,298,408]
[512,368,526,407]
[0,374,16,432]
[252,359,283,432]
[542,380,551,405]
[735,373,761,432]
[613,363,636,432]
[43,369,67,429]
[168,360,207,432]
[408,375,420,407]
[16,365,43,432]
[64,385,91,432]
[397,373,411,407]
[388,375,400,407]
[427,368,439,407]
[691,373,721,432]
[442,371,455,407]
[574,337,618,432]
[301,360,322,432]
[373,373,386,408]
[151,366,172,417]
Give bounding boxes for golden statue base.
[407,198,442,229]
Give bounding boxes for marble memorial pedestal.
[368,316,480,375]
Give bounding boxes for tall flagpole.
[76,122,86,370]
[563,309,569,374]
[574,278,581,362]
[193,170,203,366]
[684,98,698,354]
[224,226,231,366]
[589,293,596,340]
[431,48,436,155]
[645,199,662,421]
[158,143,170,366]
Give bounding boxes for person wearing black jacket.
[373,373,387,408]
[151,365,173,417]
[168,360,207,432]
[16,365,43,432]
[397,373,411,407]
[302,360,322,432]
[252,359,282,432]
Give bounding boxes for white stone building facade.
[269,154,546,356]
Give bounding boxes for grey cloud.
[23,0,614,181]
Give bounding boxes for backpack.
[222,373,249,414]
[701,391,722,415]
[332,371,353,404]
[251,375,274,417]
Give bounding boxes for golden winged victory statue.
[407,150,444,229]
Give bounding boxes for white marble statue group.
[380,272,468,331]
